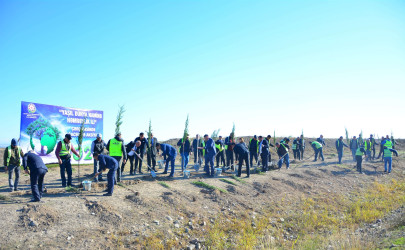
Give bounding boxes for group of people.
[3,132,400,200]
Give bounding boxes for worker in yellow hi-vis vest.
[106,133,127,183]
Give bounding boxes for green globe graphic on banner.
[25,117,61,155]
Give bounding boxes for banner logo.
[28,103,36,113]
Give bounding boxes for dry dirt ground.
[0,138,404,249]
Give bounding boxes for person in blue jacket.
[156,143,177,177]
[335,136,349,164]
[23,151,48,202]
[177,134,191,171]
[234,138,250,177]
[258,136,269,172]
[203,134,216,177]
[317,135,326,146]
[94,153,119,196]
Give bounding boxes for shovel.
[134,152,157,178]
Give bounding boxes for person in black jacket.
[23,151,48,202]
[276,142,290,169]
[192,134,204,166]
[292,137,301,160]
[134,133,148,174]
[91,134,106,181]
[299,135,305,160]
[123,141,135,174]
[258,136,270,172]
[147,133,158,172]
[249,135,259,166]
[215,136,226,168]
[234,138,250,178]
[177,134,192,171]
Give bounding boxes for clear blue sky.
[1,0,404,145]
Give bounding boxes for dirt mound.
[125,193,144,206]
[85,199,122,223]
[19,204,60,231]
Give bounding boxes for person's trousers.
[180,152,190,171]
[337,150,343,164]
[93,159,103,180]
[8,165,20,190]
[125,155,135,174]
[261,153,269,171]
[365,150,371,161]
[134,152,144,173]
[193,150,203,165]
[226,150,234,168]
[377,148,383,161]
[293,150,300,160]
[372,147,376,159]
[315,148,324,161]
[111,156,122,182]
[216,150,225,167]
[60,160,72,187]
[30,168,47,201]
[278,154,290,169]
[351,148,357,161]
[249,151,258,166]
[384,157,392,173]
[356,155,362,173]
[237,152,250,177]
[300,148,305,160]
[147,152,157,171]
[205,155,215,176]
[164,155,176,176]
[107,163,118,194]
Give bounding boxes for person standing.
[122,140,135,174]
[376,136,386,161]
[147,133,158,172]
[215,136,226,168]
[349,136,358,162]
[292,137,301,160]
[203,134,216,177]
[91,133,106,182]
[177,134,191,171]
[265,135,275,165]
[369,134,379,160]
[192,134,204,166]
[299,135,305,160]
[391,135,399,150]
[355,146,366,174]
[23,151,48,202]
[225,135,236,170]
[382,141,398,174]
[134,133,147,174]
[258,136,269,172]
[311,140,324,162]
[3,138,24,192]
[364,139,372,161]
[106,133,127,182]
[93,153,119,196]
[55,134,81,187]
[234,138,250,177]
[276,141,290,169]
[156,143,177,177]
[317,135,326,146]
[248,135,259,167]
[335,136,349,164]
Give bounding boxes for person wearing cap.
[3,138,24,192]
[276,141,290,169]
[249,135,259,167]
[134,132,148,174]
[234,138,250,177]
[258,136,269,172]
[292,137,301,160]
[215,136,225,168]
[349,136,358,162]
[335,136,349,164]
[177,134,192,172]
[299,135,305,160]
[55,134,81,187]
[93,153,119,196]
[311,140,324,162]
[23,151,48,202]
[192,134,204,166]
[156,143,177,177]
[91,133,107,182]
[202,134,216,177]
[146,133,158,172]
[106,133,127,182]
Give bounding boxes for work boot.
[103,193,112,196]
